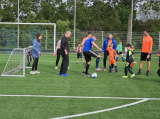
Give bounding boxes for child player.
[130,45,135,69]
[122,44,135,78]
[116,40,125,61]
[27,49,32,67]
[75,43,85,64]
[108,44,118,73]
[156,49,160,78]
[83,35,102,77]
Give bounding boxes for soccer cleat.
[108,70,112,73]
[95,68,103,72]
[122,76,128,78]
[136,72,141,75]
[83,62,85,65]
[61,74,69,77]
[103,68,106,71]
[82,71,85,74]
[146,73,149,76]
[115,70,118,72]
[84,73,90,77]
[122,60,126,62]
[59,72,62,76]
[30,71,35,75]
[131,74,135,78]
[35,70,40,74]
[116,60,118,61]
[76,63,78,64]
[55,66,58,69]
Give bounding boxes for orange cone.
[53,52,56,56]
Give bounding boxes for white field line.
[0,95,160,100]
[51,99,149,119]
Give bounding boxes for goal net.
[1,46,33,77]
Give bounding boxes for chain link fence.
[0,30,159,53]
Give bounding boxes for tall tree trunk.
[127,0,132,44]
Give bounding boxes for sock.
[109,66,112,71]
[116,57,118,61]
[139,68,141,72]
[85,64,90,75]
[147,70,149,73]
[115,66,117,70]
[96,57,100,68]
[122,57,124,61]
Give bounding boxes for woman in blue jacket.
[102,34,117,71]
[30,33,42,75]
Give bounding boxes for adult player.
[136,29,153,76]
[83,35,102,77]
[102,34,117,71]
[55,38,62,69]
[30,33,42,75]
[59,31,71,77]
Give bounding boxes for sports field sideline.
[0,53,160,119]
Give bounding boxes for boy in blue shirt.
[83,35,102,77]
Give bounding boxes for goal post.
[0,22,56,52]
[1,46,33,77]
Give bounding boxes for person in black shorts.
[82,35,102,77]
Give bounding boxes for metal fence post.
[102,31,104,46]
[45,30,47,50]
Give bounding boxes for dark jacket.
[61,35,69,54]
[102,38,117,53]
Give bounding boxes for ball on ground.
[92,72,97,78]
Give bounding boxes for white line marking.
[0,95,160,100]
[50,99,149,119]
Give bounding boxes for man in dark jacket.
[59,31,71,77]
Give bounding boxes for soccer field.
[0,53,160,119]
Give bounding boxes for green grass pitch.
[0,53,160,119]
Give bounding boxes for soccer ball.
[92,72,97,78]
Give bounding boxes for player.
[116,40,125,61]
[156,49,160,78]
[102,34,117,71]
[75,43,85,64]
[30,33,42,75]
[81,32,92,74]
[83,35,102,77]
[130,45,135,69]
[27,49,32,67]
[136,29,153,76]
[108,44,118,73]
[55,39,61,69]
[122,44,135,78]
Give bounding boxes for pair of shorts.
[83,50,98,62]
[140,52,151,61]
[109,60,115,65]
[116,51,122,54]
[77,53,82,58]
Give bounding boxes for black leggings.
[32,57,39,71]
[103,50,109,68]
[56,49,61,66]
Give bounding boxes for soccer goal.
[1,46,33,77]
[0,22,56,77]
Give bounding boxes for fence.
[0,30,159,53]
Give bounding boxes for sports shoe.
[115,70,118,72]
[59,72,62,76]
[131,74,135,78]
[146,73,149,76]
[116,60,118,61]
[30,71,35,75]
[103,68,106,71]
[95,68,103,72]
[122,76,128,78]
[76,63,78,64]
[122,60,126,62]
[136,72,141,75]
[35,70,40,74]
[83,62,85,65]
[108,70,112,73]
[55,66,58,69]
[61,74,69,77]
[84,73,90,77]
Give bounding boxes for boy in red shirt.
[108,44,118,73]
